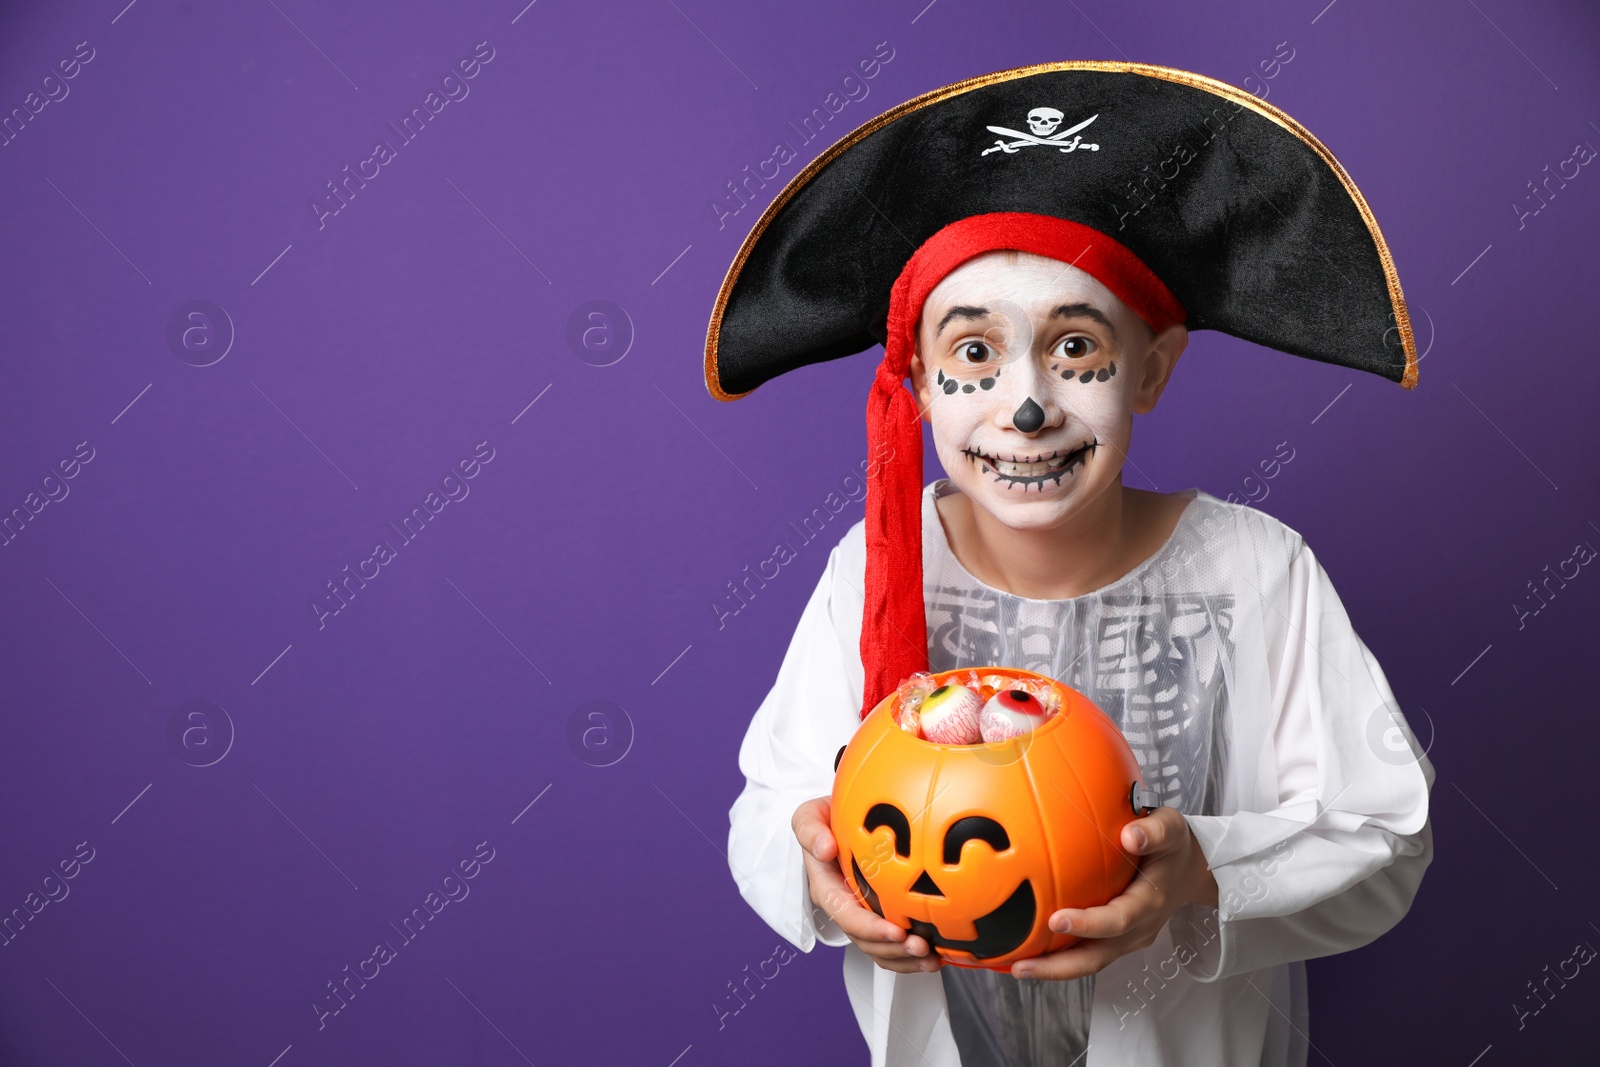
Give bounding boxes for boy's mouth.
[961,440,1099,489]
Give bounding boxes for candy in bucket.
[893,670,1065,744]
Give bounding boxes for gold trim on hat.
[703,60,1418,401]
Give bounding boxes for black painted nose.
[1012,397,1045,433]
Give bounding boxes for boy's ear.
[1132,324,1188,415]
[908,345,933,424]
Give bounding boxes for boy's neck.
[934,479,1185,601]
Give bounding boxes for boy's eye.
[1056,336,1096,359]
[956,341,994,364]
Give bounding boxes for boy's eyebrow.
[1051,303,1117,337]
[935,305,990,336]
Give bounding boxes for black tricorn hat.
[704,61,1417,400]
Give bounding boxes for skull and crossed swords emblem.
[980,108,1100,156]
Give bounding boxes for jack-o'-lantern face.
[851,807,1036,959]
[831,667,1146,971]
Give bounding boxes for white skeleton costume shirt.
[727,478,1434,1067]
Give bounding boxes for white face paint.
[912,250,1154,531]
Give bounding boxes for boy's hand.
[1010,806,1218,981]
[792,796,943,974]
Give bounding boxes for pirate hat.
[702,61,1417,717]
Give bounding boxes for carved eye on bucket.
[864,803,911,857]
[943,815,1009,864]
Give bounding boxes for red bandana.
[859,212,1186,719]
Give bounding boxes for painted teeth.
[993,454,1071,477]
[965,442,1096,483]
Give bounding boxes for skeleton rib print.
[919,482,1242,1064]
[926,573,1237,1063]
[924,582,1235,817]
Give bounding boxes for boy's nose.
[1012,397,1046,433]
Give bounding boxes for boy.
[712,63,1433,1067]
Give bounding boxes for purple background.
[2,0,1597,1063]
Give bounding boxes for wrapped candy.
[893,672,938,736]
[895,671,938,709]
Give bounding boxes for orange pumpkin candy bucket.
[830,667,1154,971]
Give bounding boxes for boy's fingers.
[858,934,937,963]
[796,796,932,953]
[792,798,836,861]
[809,875,929,953]
[804,854,907,945]
[835,904,913,946]
[893,933,931,957]
[801,823,835,862]
[1048,896,1142,939]
[800,845,846,893]
[804,856,937,965]
[873,955,945,974]
[1013,941,1118,981]
[1124,807,1183,855]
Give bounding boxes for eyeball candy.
[918,684,983,744]
[980,688,1050,743]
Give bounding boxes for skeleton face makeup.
[911,250,1173,531]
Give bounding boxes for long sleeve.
[727,524,867,953]
[1169,536,1435,981]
